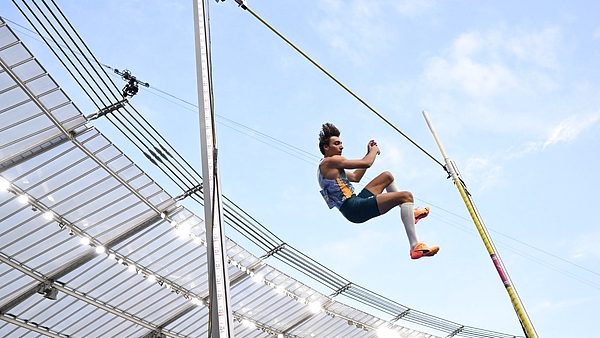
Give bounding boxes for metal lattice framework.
[0,12,520,338]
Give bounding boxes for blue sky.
[3,0,600,337]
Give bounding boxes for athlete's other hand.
[368,140,380,155]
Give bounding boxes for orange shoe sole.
[414,206,430,224]
[410,243,440,259]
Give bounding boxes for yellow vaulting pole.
[422,111,538,338]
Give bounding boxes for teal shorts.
[339,188,380,223]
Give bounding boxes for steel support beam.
[0,253,182,338]
[138,304,198,338]
[279,300,334,336]
[0,314,63,338]
[0,214,162,314]
[0,133,73,172]
[192,0,234,336]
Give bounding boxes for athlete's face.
[325,136,343,156]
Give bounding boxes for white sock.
[386,181,399,193]
[400,202,419,249]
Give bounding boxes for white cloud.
[499,112,599,159]
[378,144,406,168]
[571,231,600,259]
[543,112,600,148]
[424,31,518,97]
[392,0,435,17]
[464,156,504,191]
[311,229,396,267]
[463,111,599,189]
[458,111,599,191]
[425,53,518,97]
[424,27,562,98]
[315,0,434,64]
[504,142,541,159]
[536,297,591,311]
[506,27,562,68]
[316,0,389,63]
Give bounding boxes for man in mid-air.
[317,123,439,259]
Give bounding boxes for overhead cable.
[237,3,444,168]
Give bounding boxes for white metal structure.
[193,0,235,336]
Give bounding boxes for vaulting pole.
[422,110,538,338]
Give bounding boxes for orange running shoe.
[423,245,440,257]
[414,206,430,224]
[410,242,440,259]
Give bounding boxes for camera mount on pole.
[113,68,149,98]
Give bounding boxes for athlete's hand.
[368,140,380,155]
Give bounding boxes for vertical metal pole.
[193,0,235,336]
[422,110,538,338]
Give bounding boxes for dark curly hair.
[318,123,340,155]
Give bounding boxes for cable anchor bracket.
[329,282,353,297]
[175,183,204,201]
[86,99,128,120]
[215,0,246,7]
[259,243,286,260]
[391,309,411,322]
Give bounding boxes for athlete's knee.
[381,171,394,183]
[388,191,413,206]
[399,191,414,203]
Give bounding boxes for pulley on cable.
[113,68,149,98]
[214,0,246,6]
